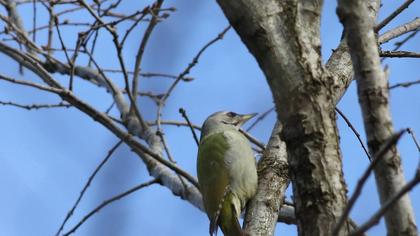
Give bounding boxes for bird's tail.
[218,193,245,236]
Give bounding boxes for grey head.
[200,111,257,140]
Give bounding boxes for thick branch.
[337,1,418,235]
[216,1,350,235]
[244,121,289,235]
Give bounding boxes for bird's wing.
[198,132,243,236]
[198,132,230,220]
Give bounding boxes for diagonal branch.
[63,179,160,236]
[379,17,420,44]
[55,140,123,236]
[333,131,405,235]
[375,0,415,32]
[350,163,420,236]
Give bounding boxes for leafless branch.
[55,140,123,236]
[349,163,420,236]
[0,73,62,93]
[380,50,420,58]
[336,107,371,160]
[393,29,418,49]
[389,79,420,89]
[0,100,71,110]
[155,25,231,153]
[179,108,200,146]
[407,128,420,153]
[63,178,160,236]
[333,130,406,235]
[239,129,265,151]
[131,0,163,108]
[161,25,231,105]
[148,120,201,130]
[375,0,415,32]
[379,17,420,44]
[246,107,275,132]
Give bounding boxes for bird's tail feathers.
[210,187,245,236]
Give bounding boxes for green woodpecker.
[197,111,258,236]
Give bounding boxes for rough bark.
[337,1,418,235]
[244,122,289,235]
[216,1,349,235]
[326,0,380,104]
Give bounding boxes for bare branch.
[379,17,420,44]
[375,0,415,32]
[338,0,418,233]
[246,107,275,132]
[161,25,231,104]
[244,121,288,235]
[55,140,123,236]
[148,120,201,130]
[0,47,203,209]
[350,163,420,236]
[179,108,200,146]
[336,107,371,160]
[0,100,71,110]
[0,73,62,93]
[63,179,160,236]
[239,129,265,151]
[407,128,420,153]
[333,131,405,235]
[380,50,420,58]
[131,0,163,108]
[389,79,420,89]
[393,29,418,49]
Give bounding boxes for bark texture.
[216,1,349,235]
[337,1,418,235]
[244,122,289,235]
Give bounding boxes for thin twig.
[332,130,406,235]
[0,100,71,110]
[349,164,420,236]
[336,108,371,161]
[0,73,63,93]
[103,69,193,81]
[246,107,274,132]
[393,29,418,49]
[131,0,163,107]
[156,26,231,146]
[105,101,115,114]
[380,50,420,58]
[375,0,415,32]
[162,25,231,104]
[55,140,123,236]
[239,129,266,151]
[148,120,201,130]
[63,178,160,236]
[389,79,420,89]
[407,128,420,153]
[120,8,151,46]
[54,16,76,90]
[156,130,176,163]
[31,0,36,41]
[179,108,200,146]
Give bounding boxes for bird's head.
[200,111,257,139]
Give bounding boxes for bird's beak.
[237,113,257,126]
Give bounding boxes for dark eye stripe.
[227,112,237,117]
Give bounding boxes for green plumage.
[197,111,258,236]
[198,133,242,236]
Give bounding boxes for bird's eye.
[227,112,237,117]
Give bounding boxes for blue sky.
[0,1,419,235]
